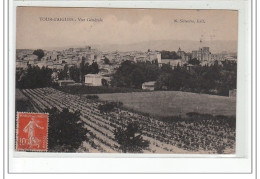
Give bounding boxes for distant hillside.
[93,40,237,54]
[17,40,237,54]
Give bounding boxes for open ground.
[97,91,236,117]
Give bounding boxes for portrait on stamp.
[15,7,237,154]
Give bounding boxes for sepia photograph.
[15,7,238,154]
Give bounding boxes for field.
[97,91,236,117]
[19,87,236,154]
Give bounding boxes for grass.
[97,91,236,117]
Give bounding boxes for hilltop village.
[16,46,237,91]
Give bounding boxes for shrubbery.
[111,60,237,96]
[98,102,123,113]
[47,108,88,152]
[85,95,99,100]
[111,60,159,89]
[114,122,150,153]
[16,65,53,89]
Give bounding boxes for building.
[85,74,103,86]
[16,60,27,69]
[23,54,38,61]
[159,59,184,68]
[192,47,212,61]
[142,81,156,91]
[177,47,186,60]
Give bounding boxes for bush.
[98,102,123,113]
[85,95,99,100]
[47,108,88,152]
[16,65,53,89]
[33,49,45,59]
[114,122,150,153]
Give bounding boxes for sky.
[16,7,238,49]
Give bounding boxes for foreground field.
[19,87,235,154]
[97,91,236,117]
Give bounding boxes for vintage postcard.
[15,7,237,154]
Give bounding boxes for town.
[15,44,237,154]
[16,45,237,95]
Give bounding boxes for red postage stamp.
[16,112,48,152]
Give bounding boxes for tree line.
[58,57,99,82]
[111,60,237,96]
[160,50,181,59]
[111,60,160,88]
[16,57,100,89]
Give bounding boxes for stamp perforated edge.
[16,112,49,152]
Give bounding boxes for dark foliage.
[155,60,237,96]
[160,50,181,59]
[114,122,150,153]
[58,64,69,80]
[111,60,160,88]
[57,58,99,82]
[15,99,34,113]
[188,58,200,65]
[33,49,45,59]
[101,79,109,87]
[69,66,81,82]
[85,95,99,100]
[111,60,236,96]
[16,65,53,89]
[103,57,110,64]
[98,102,123,113]
[47,108,88,152]
[89,61,99,74]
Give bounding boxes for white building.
[23,54,38,61]
[159,59,185,68]
[85,74,103,86]
[16,60,27,69]
[142,81,156,91]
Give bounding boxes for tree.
[111,60,159,89]
[79,57,89,82]
[188,58,200,65]
[101,78,109,86]
[98,102,122,113]
[47,108,88,152]
[33,49,45,60]
[69,66,80,82]
[89,61,99,74]
[114,122,150,153]
[16,65,53,89]
[58,64,69,80]
[160,50,181,59]
[103,57,110,64]
[160,64,172,73]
